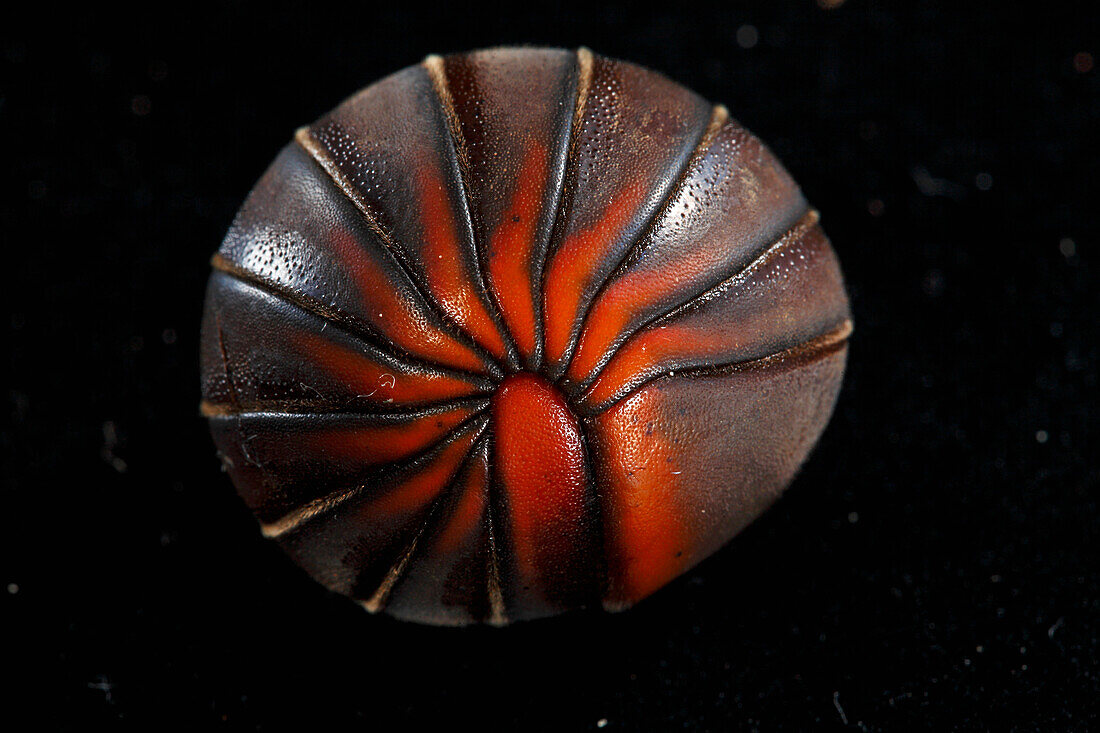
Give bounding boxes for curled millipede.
[199,46,853,626]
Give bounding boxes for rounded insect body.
[200,46,853,625]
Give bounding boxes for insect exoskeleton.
[200,46,853,625]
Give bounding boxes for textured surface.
[9,2,1100,729]
[199,47,852,625]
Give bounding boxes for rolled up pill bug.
[200,46,853,626]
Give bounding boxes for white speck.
[847,511,859,524]
[1048,617,1064,639]
[736,25,759,49]
[1035,430,1049,444]
[6,583,18,595]
[1059,238,1076,258]
[87,675,114,702]
[832,691,848,725]
[597,719,608,729]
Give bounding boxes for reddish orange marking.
[491,373,588,588]
[307,404,475,466]
[592,390,689,607]
[326,227,488,374]
[580,324,709,409]
[434,448,488,555]
[567,216,754,384]
[541,181,646,368]
[294,331,484,407]
[418,166,510,361]
[566,266,678,385]
[486,143,548,363]
[369,425,481,516]
[574,221,831,396]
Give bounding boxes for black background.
[4,1,1098,729]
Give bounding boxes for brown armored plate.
[199,46,853,626]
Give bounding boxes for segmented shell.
[200,47,852,625]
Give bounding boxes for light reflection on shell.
[200,46,852,625]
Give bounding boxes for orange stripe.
[434,449,489,555]
[566,265,672,385]
[295,331,483,406]
[369,426,481,516]
[418,166,509,360]
[580,325,701,407]
[326,227,488,374]
[306,405,477,465]
[541,180,646,367]
[486,142,548,362]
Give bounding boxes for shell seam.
[576,416,612,610]
[293,127,506,379]
[578,319,853,418]
[422,55,523,371]
[649,210,822,325]
[214,316,265,475]
[572,208,823,396]
[534,47,593,373]
[201,396,491,420]
[258,411,490,538]
[210,254,499,384]
[483,428,509,626]
[362,427,490,614]
[553,103,729,382]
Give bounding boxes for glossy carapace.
[200,47,852,625]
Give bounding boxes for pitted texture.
[200,46,853,625]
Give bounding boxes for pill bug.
[200,46,853,626]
